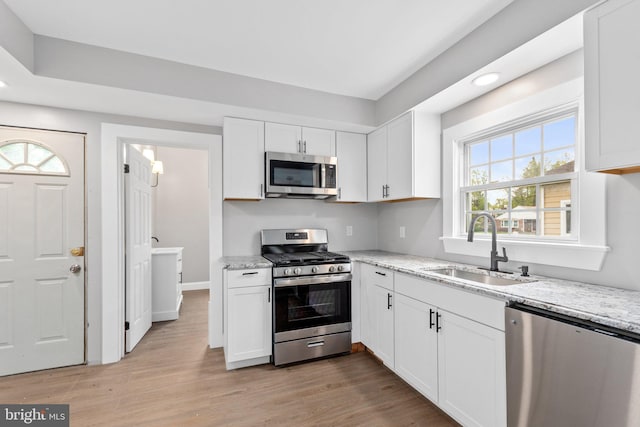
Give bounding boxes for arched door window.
[0,140,69,176]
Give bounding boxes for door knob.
[69,264,82,273]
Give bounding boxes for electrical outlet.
[346,225,353,236]
[399,226,406,238]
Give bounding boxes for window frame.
[440,77,609,271]
[458,107,579,242]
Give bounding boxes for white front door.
[124,145,152,352]
[0,126,85,376]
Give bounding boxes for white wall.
[377,51,640,292]
[0,100,220,364]
[153,146,209,283]
[223,199,379,256]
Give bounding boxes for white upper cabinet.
[367,111,440,202]
[223,117,265,200]
[367,126,388,202]
[265,122,335,157]
[303,127,336,157]
[585,0,640,174]
[336,131,367,202]
[264,122,302,154]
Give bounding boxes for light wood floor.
[0,290,459,426]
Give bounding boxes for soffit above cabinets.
[4,0,512,100]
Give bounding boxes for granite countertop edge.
[222,255,272,270]
[342,250,640,335]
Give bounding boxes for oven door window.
[274,281,350,333]
[270,160,319,188]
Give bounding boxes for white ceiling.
[3,0,513,100]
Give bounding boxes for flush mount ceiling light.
[472,72,500,87]
[0,80,7,88]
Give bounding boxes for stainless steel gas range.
[261,229,352,366]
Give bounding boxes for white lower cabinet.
[436,309,506,427]
[394,293,438,402]
[360,262,507,427]
[360,263,395,369]
[224,268,272,370]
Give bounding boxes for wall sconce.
[151,160,164,187]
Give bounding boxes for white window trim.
[441,77,609,271]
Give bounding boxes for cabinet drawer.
[227,268,272,288]
[395,273,506,331]
[361,263,394,291]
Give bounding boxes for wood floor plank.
[0,290,459,426]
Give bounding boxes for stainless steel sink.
[427,268,524,286]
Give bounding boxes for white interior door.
[0,126,85,376]
[125,145,152,352]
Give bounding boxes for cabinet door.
[386,112,413,200]
[336,131,367,202]
[585,0,640,172]
[394,293,438,402]
[226,285,272,363]
[437,310,506,427]
[302,127,336,157]
[223,117,265,199]
[265,122,302,153]
[367,126,388,202]
[373,285,395,369]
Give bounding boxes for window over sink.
[441,77,609,271]
[462,110,577,240]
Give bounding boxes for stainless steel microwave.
[265,152,337,199]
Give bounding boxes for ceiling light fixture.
[0,80,7,88]
[472,72,500,87]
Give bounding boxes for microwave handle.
[320,164,326,189]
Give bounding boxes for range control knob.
[294,267,302,275]
[311,266,319,273]
[284,268,292,276]
[329,266,336,273]
[337,265,344,272]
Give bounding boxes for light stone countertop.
[222,256,272,270]
[342,250,640,335]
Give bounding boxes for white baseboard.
[181,281,210,291]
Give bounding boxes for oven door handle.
[274,273,352,287]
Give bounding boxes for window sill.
[440,236,609,271]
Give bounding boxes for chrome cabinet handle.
[260,183,263,198]
[303,140,307,153]
[268,287,271,303]
[242,271,259,276]
[375,271,386,276]
[429,309,435,329]
[307,340,325,348]
[70,264,81,273]
[338,187,342,200]
[387,293,392,310]
[382,185,385,198]
[436,312,442,332]
[298,140,302,153]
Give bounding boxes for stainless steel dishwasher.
[506,305,640,427]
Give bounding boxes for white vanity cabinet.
[224,267,272,370]
[393,272,507,427]
[367,111,440,202]
[335,131,367,202]
[265,122,336,157]
[223,117,265,200]
[151,247,183,322]
[585,0,640,173]
[360,263,395,369]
